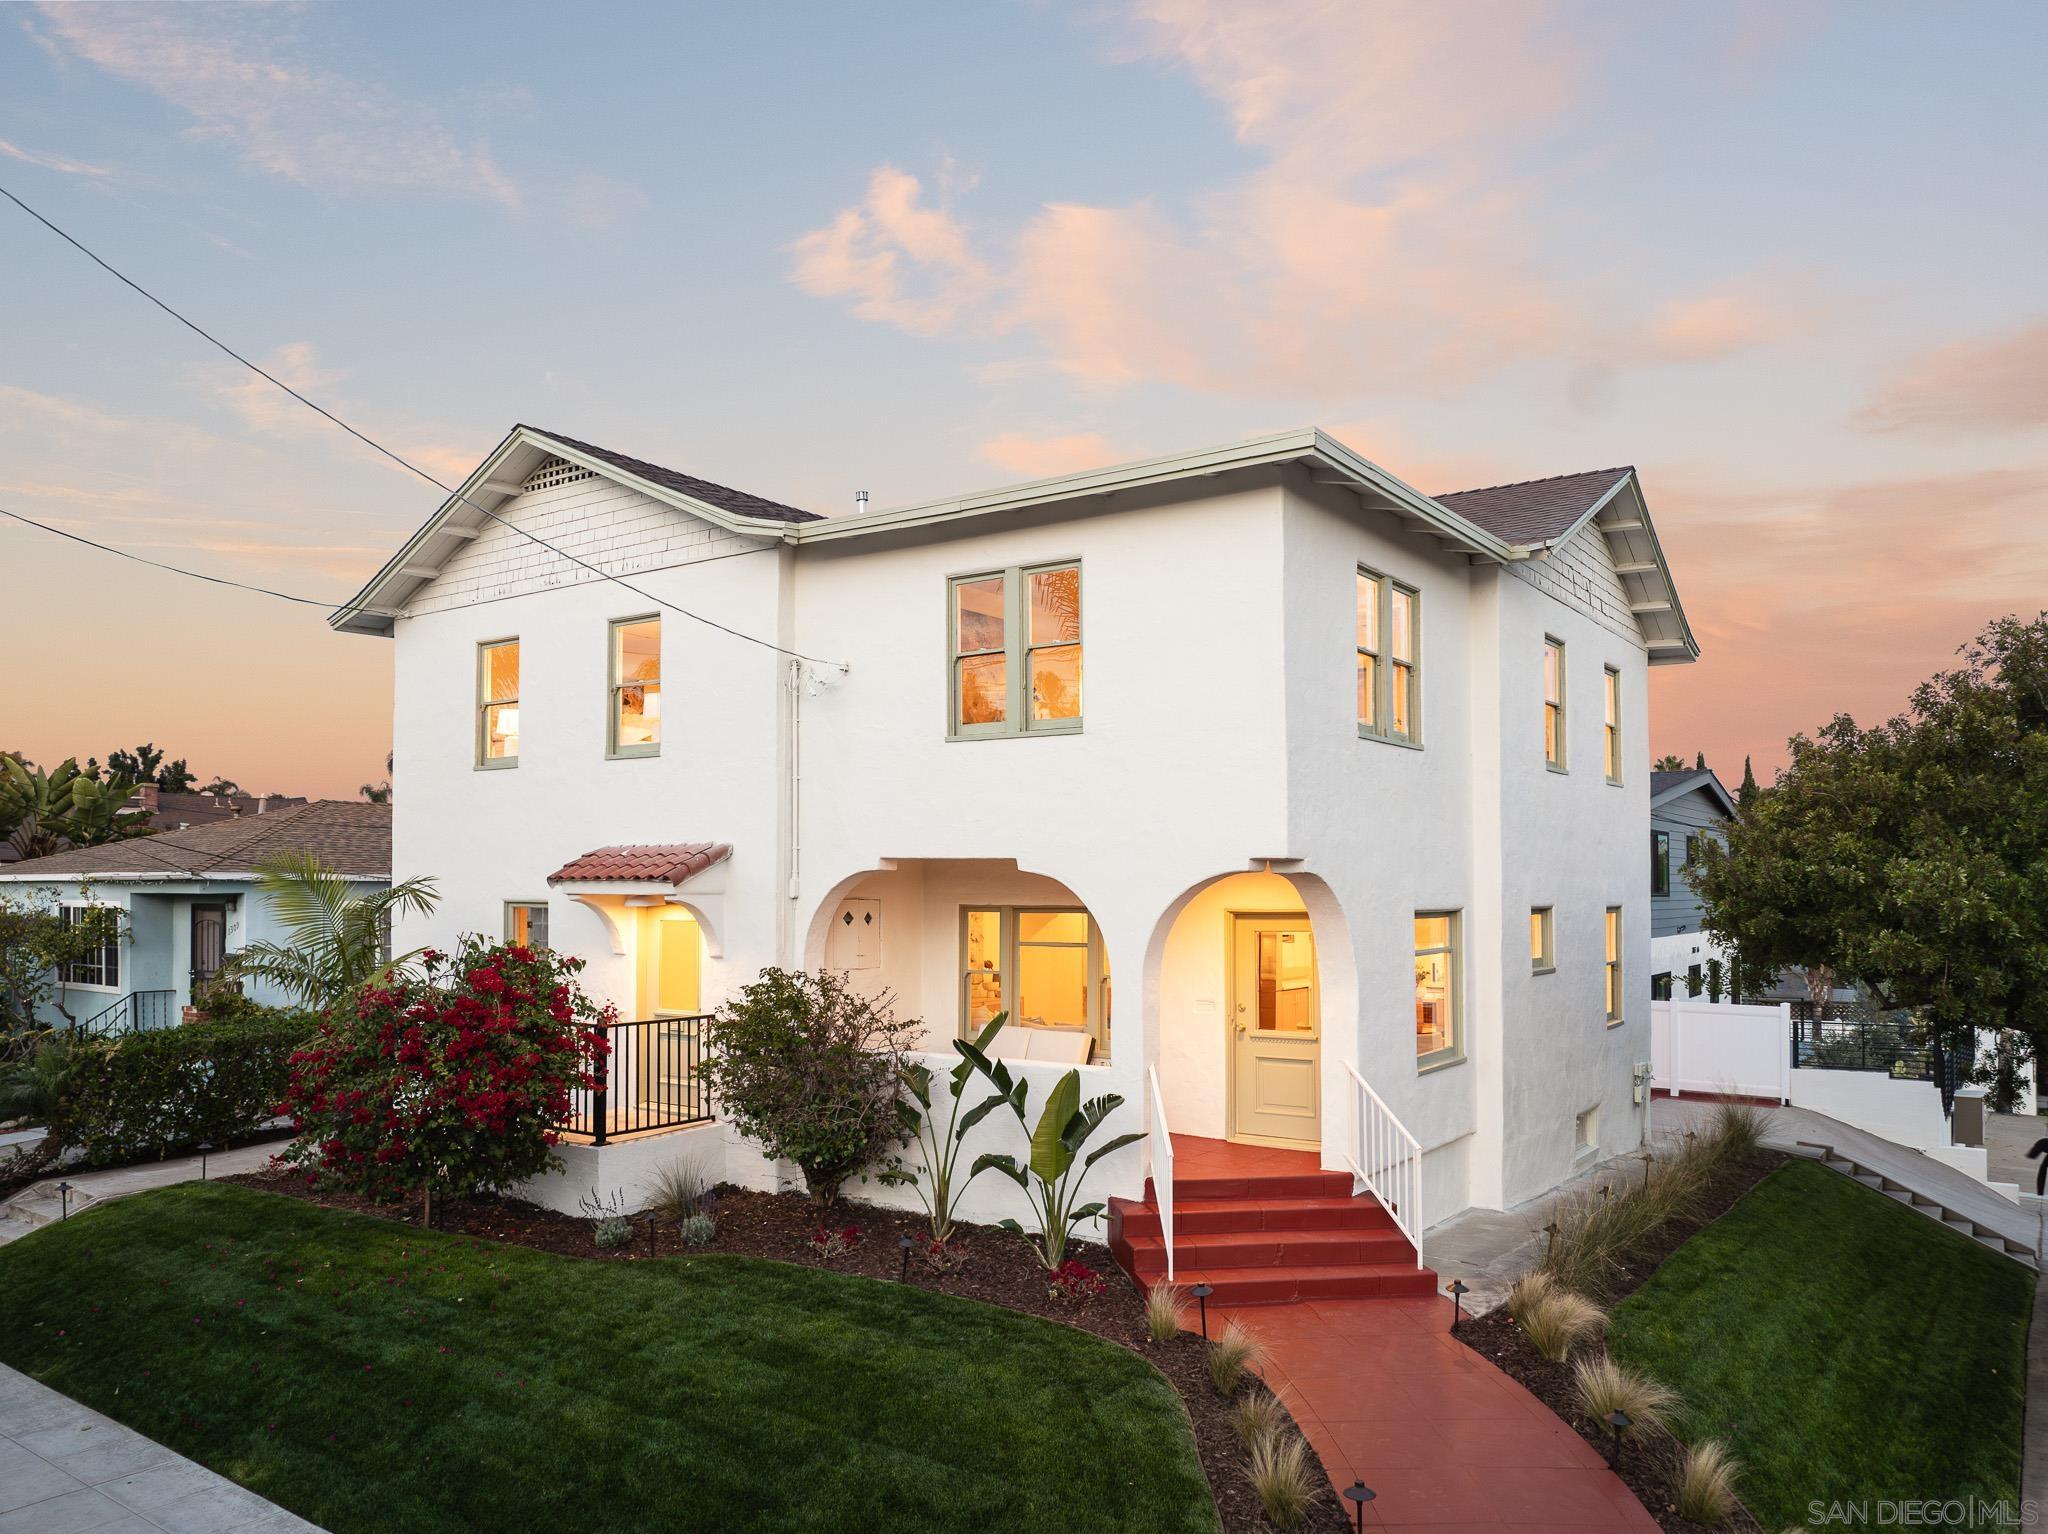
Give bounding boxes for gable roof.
[1432,468,1634,544]
[0,800,391,882]
[1650,769,1738,819]
[331,425,1697,664]
[525,428,818,525]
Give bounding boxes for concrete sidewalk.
[0,1141,283,1246]
[0,1365,325,1534]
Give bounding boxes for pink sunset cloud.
[1857,318,2048,434]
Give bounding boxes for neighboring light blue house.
[1648,768,1737,999]
[0,801,390,1031]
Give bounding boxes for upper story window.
[1357,567,1420,745]
[60,905,121,988]
[609,616,661,758]
[1414,912,1460,1066]
[1530,906,1554,974]
[1605,907,1624,1024]
[1543,637,1566,771]
[1651,832,1671,896]
[949,563,1082,739]
[478,639,520,767]
[505,901,550,949]
[1603,667,1622,784]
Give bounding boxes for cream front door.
[1230,915,1321,1146]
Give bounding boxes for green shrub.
[56,1009,315,1166]
[594,1216,633,1250]
[699,968,920,1207]
[678,1213,716,1247]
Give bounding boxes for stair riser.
[1115,1204,1395,1239]
[1166,1174,1357,1202]
[1120,1236,1417,1274]
[1178,1270,1440,1305]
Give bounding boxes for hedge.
[58,1010,316,1167]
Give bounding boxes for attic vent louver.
[523,455,598,493]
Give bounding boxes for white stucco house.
[334,424,1697,1297]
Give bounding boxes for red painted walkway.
[1155,1139,1659,1531]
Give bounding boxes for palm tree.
[361,750,393,804]
[218,852,439,1011]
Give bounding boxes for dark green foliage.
[55,1009,315,1165]
[1737,754,1758,810]
[0,1184,1217,1534]
[700,967,920,1206]
[1610,1159,2028,1527]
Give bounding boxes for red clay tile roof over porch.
[546,843,733,886]
[1431,466,1634,544]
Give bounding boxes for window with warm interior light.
[1530,906,1554,974]
[478,639,520,766]
[1651,832,1671,896]
[1604,907,1623,1024]
[1414,912,1459,1064]
[60,905,121,988]
[609,616,661,757]
[960,906,1109,1061]
[949,564,1081,737]
[1544,637,1566,770]
[1357,567,1420,744]
[1603,667,1622,783]
[505,902,550,950]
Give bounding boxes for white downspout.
[785,659,803,906]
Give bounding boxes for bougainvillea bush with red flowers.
[277,937,612,1204]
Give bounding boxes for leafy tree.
[1694,750,1707,771]
[699,967,919,1206]
[1653,754,1688,772]
[276,937,611,1210]
[1696,612,2048,1068]
[0,757,150,857]
[105,744,195,793]
[217,852,439,1011]
[1738,755,1759,811]
[199,776,243,797]
[361,750,393,804]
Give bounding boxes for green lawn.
[1610,1157,2031,1527]
[0,1184,1216,1534]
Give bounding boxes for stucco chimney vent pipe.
[855,489,869,514]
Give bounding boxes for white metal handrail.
[1147,1064,1175,1283]
[1342,1063,1424,1269]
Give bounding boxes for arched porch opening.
[1141,867,1357,1156]
[805,858,1113,1067]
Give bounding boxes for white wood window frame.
[1604,906,1624,1025]
[946,562,1083,740]
[1356,565,1421,747]
[503,900,551,949]
[957,905,1110,1062]
[476,637,520,770]
[1544,636,1568,773]
[1414,909,1463,1071]
[1603,666,1623,784]
[59,901,123,991]
[607,614,662,760]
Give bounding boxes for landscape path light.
[1190,1282,1213,1341]
[1342,1480,1375,1534]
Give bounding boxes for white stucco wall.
[380,459,1663,1231]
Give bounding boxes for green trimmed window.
[1357,567,1420,744]
[477,639,520,767]
[505,902,550,950]
[609,616,661,757]
[949,564,1082,738]
[1603,666,1622,784]
[1414,912,1459,1065]
[1544,637,1566,770]
[1605,907,1624,1024]
[961,906,1110,1062]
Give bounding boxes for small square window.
[505,902,550,950]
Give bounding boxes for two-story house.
[335,425,1698,1291]
[1648,767,1738,1000]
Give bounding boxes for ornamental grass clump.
[1143,1281,1185,1343]
[1244,1429,1318,1531]
[1572,1353,1679,1437]
[1677,1439,1741,1524]
[1231,1385,1289,1448]
[1207,1318,1266,1396]
[648,1160,717,1234]
[1705,1099,1768,1164]
[275,936,612,1212]
[1508,1271,1605,1362]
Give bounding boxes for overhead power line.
[0,504,343,608]
[0,182,845,669]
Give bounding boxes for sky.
[2,0,2045,799]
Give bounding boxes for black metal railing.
[1788,1009,1935,1081]
[564,1015,713,1145]
[72,989,180,1039]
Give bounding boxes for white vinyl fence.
[1651,998,1791,1101]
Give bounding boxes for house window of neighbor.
[505,902,550,950]
[949,564,1081,738]
[1685,833,1705,868]
[1603,667,1622,784]
[1544,637,1566,770]
[960,906,1109,1062]
[1414,913,1459,1065]
[1651,972,1673,1001]
[478,639,520,767]
[1651,831,1671,896]
[1530,906,1554,974]
[1356,568,1420,744]
[609,616,661,757]
[1687,963,1703,999]
[1604,907,1623,1024]
[61,905,121,988]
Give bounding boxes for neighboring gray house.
[0,801,390,1031]
[1649,768,1736,998]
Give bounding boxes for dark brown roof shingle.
[548,843,732,886]
[1433,467,1634,544]
[0,801,391,881]
[523,426,820,525]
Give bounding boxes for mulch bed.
[1454,1149,1786,1534]
[227,1163,1345,1534]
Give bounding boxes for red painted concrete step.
[1164,1261,1440,1305]
[1114,1193,1397,1238]
[1119,1225,1417,1276]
